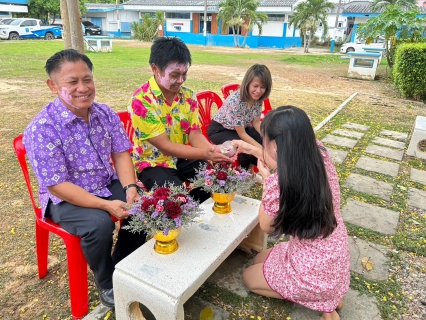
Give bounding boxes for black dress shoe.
[93,277,115,309]
[98,287,115,309]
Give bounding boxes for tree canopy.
[217,0,268,48]
[289,0,335,53]
[370,0,417,13]
[25,0,87,23]
[357,5,426,67]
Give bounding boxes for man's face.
[47,60,95,112]
[153,61,189,93]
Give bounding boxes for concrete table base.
[113,196,266,320]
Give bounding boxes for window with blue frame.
[166,12,190,19]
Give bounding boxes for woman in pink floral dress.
[233,106,350,320]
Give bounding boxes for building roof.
[86,3,123,12]
[123,0,298,6]
[342,0,426,14]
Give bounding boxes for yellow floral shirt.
[129,77,201,173]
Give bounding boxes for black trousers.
[46,180,146,289]
[138,158,210,203]
[207,120,262,169]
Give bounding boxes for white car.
[340,38,385,54]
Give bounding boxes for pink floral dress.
[262,141,350,313]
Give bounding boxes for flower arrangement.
[191,161,255,194]
[123,183,203,237]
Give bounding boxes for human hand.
[205,145,233,162]
[257,158,272,180]
[126,187,140,204]
[232,140,260,157]
[106,199,129,220]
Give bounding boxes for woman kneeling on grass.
[233,106,350,320]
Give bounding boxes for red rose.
[165,201,182,219]
[218,161,229,169]
[141,199,157,212]
[206,163,214,170]
[216,171,228,180]
[174,193,188,204]
[154,187,170,200]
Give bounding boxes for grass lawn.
[0,39,425,320]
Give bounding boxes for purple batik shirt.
[23,97,132,219]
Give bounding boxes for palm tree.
[131,12,165,42]
[370,0,417,13]
[289,0,335,53]
[217,0,268,48]
[289,0,334,53]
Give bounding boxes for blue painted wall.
[164,31,300,49]
[0,0,28,4]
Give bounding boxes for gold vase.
[211,192,236,214]
[152,227,182,254]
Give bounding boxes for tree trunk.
[306,32,312,53]
[232,26,238,47]
[67,0,85,54]
[303,33,308,53]
[60,0,71,49]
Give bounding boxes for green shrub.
[393,43,426,103]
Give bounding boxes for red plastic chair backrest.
[117,111,134,145]
[196,91,223,139]
[13,134,42,219]
[221,83,240,100]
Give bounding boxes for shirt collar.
[53,97,98,126]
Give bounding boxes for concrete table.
[407,116,426,159]
[84,36,113,52]
[113,195,266,320]
[347,51,381,80]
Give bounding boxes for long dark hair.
[261,106,336,240]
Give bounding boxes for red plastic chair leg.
[65,236,89,319]
[35,222,49,279]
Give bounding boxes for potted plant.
[191,161,255,214]
[124,183,203,254]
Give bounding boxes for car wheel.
[346,47,355,53]
[85,30,90,36]
[45,32,54,40]
[9,32,19,40]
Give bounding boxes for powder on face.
[157,62,189,91]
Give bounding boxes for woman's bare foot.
[336,299,343,311]
[320,310,340,320]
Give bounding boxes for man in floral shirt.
[129,37,232,202]
[23,49,145,309]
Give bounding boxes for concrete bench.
[362,46,386,63]
[84,36,113,52]
[113,195,267,319]
[407,116,426,159]
[347,51,381,80]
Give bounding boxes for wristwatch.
[123,184,137,191]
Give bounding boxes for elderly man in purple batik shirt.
[23,49,145,309]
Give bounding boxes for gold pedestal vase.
[152,227,182,254]
[211,192,236,214]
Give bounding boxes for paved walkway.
[85,122,422,320]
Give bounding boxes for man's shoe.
[93,277,115,309]
[98,287,115,309]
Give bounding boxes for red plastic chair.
[13,134,90,319]
[221,83,240,100]
[13,134,125,319]
[196,91,223,141]
[117,110,134,145]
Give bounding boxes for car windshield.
[83,21,95,27]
